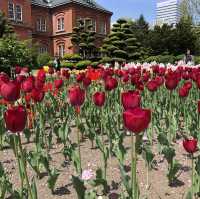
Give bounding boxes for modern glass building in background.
[156,0,182,25]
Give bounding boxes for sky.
[97,0,156,24]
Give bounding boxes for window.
[57,17,64,31]
[15,5,22,21]
[58,44,65,57]
[99,21,106,34]
[36,18,47,32]
[39,46,48,54]
[84,18,96,31]
[8,2,15,20]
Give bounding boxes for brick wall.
[0,0,32,40]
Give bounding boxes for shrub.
[91,62,99,68]
[61,61,75,69]
[144,55,175,64]
[37,53,51,67]
[194,56,200,64]
[101,57,112,63]
[76,60,91,70]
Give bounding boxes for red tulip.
[31,88,45,102]
[178,87,189,98]
[0,73,9,86]
[76,73,85,82]
[93,92,105,107]
[4,105,27,133]
[105,77,118,91]
[62,69,70,79]
[54,79,63,89]
[146,80,158,92]
[83,77,91,88]
[15,66,22,74]
[68,86,85,106]
[22,77,34,92]
[16,75,26,83]
[123,107,151,133]
[0,81,20,101]
[121,91,141,110]
[37,69,46,82]
[165,74,179,90]
[183,139,198,153]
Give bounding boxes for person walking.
[56,57,61,72]
[184,49,193,65]
[53,57,58,71]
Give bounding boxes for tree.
[101,18,141,64]
[70,18,97,60]
[0,11,13,38]
[0,36,38,73]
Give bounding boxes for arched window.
[57,43,65,57]
[57,17,64,31]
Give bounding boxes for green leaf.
[72,175,86,199]
[47,168,59,194]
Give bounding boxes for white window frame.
[15,4,22,22]
[99,20,106,35]
[84,18,96,32]
[8,2,15,20]
[39,46,48,54]
[57,17,64,31]
[36,18,47,32]
[58,44,65,57]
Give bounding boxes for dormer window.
[57,17,64,31]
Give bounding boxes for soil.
[1,130,192,199]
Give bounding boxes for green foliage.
[0,36,38,72]
[144,55,175,64]
[194,56,200,64]
[102,18,141,63]
[71,19,98,60]
[0,11,13,38]
[61,61,74,68]
[76,60,91,69]
[63,53,82,62]
[37,52,51,67]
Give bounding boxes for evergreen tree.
[101,18,141,64]
[70,18,97,60]
[0,11,13,38]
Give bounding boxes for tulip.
[183,139,198,154]
[123,107,151,133]
[178,87,189,98]
[165,74,179,90]
[37,69,46,82]
[83,77,91,88]
[121,91,141,110]
[15,66,22,74]
[93,92,105,107]
[76,73,85,82]
[22,77,34,92]
[104,77,118,91]
[68,86,85,106]
[62,69,70,79]
[4,105,27,133]
[31,88,45,102]
[146,80,158,92]
[0,81,20,101]
[54,79,63,89]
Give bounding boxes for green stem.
[76,114,82,175]
[131,133,137,198]
[18,135,33,199]
[192,154,194,199]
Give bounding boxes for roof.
[31,0,112,14]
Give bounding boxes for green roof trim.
[31,0,112,14]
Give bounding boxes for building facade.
[0,0,112,56]
[156,0,182,26]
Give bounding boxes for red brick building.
[0,0,112,56]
